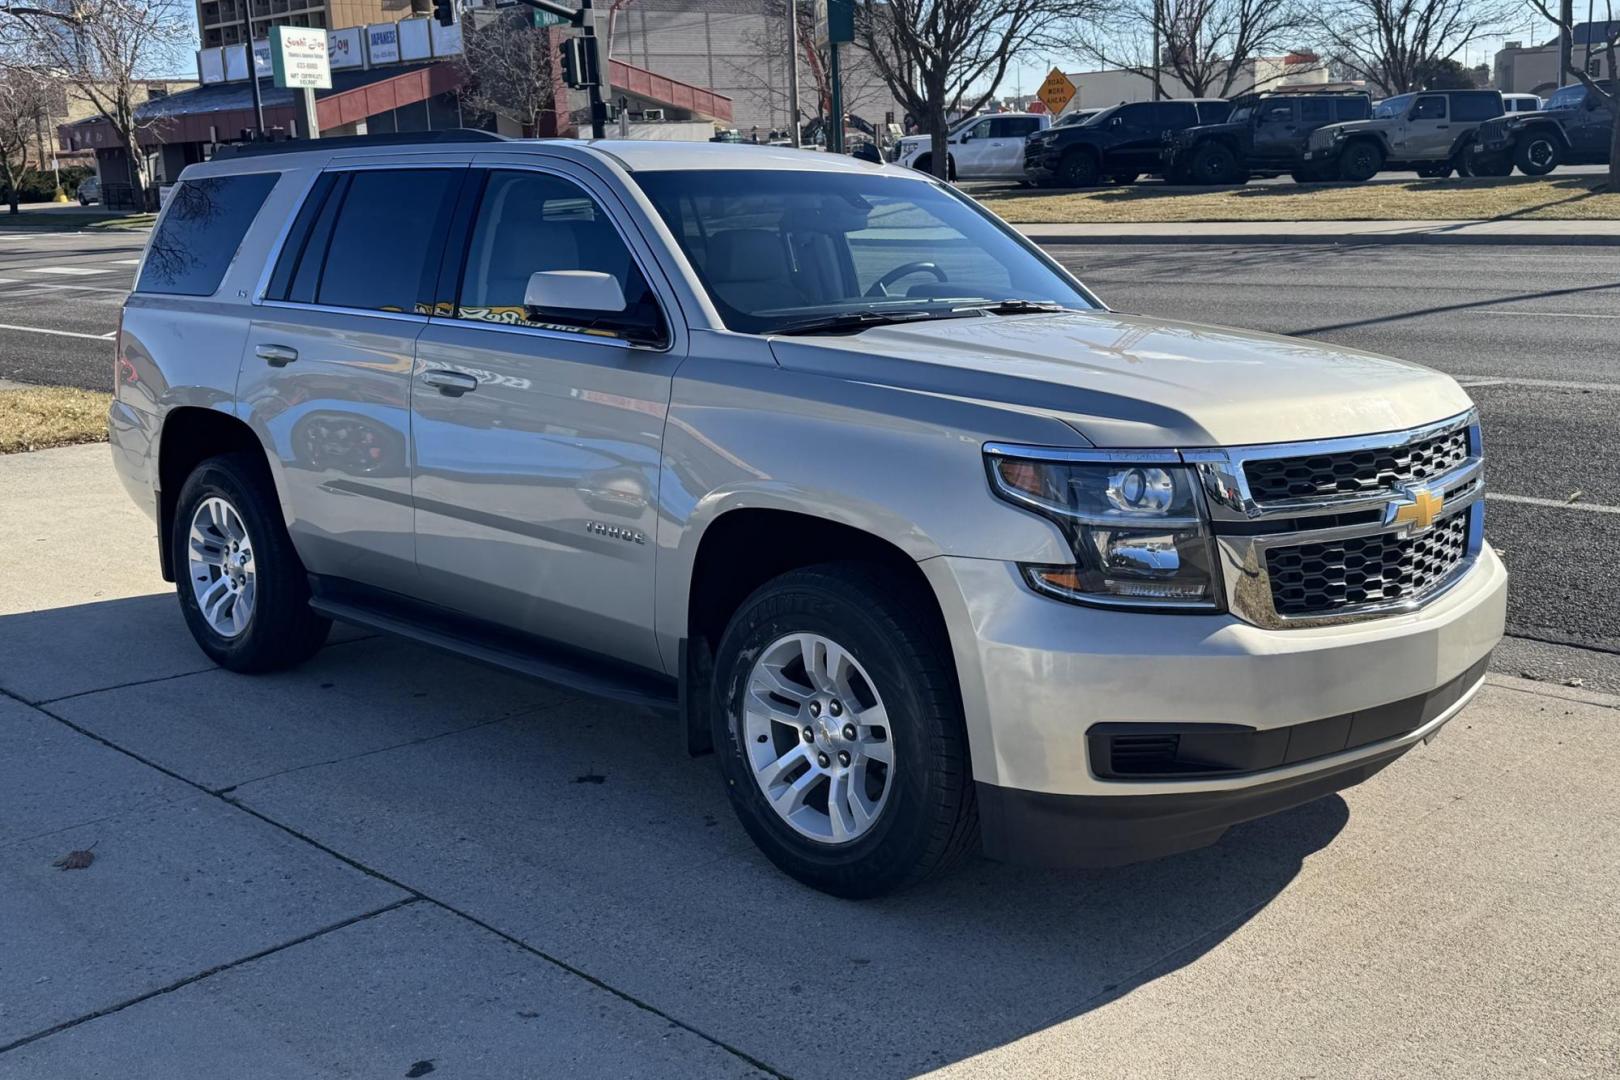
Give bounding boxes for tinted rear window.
[136,173,279,296]
[1451,93,1502,121]
[1335,96,1371,120]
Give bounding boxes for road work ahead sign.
[272,26,333,90]
[1037,67,1076,114]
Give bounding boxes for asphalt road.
[1046,241,1620,690]
[1,229,1613,689]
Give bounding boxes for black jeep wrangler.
[1471,80,1616,176]
[1024,99,1232,187]
[1164,90,1372,184]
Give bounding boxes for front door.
[238,164,466,593]
[408,163,683,671]
[1400,95,1451,159]
[952,117,996,177]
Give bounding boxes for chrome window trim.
[251,167,326,304]
[427,316,640,352]
[257,298,430,325]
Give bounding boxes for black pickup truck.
[1164,90,1372,184]
[1471,80,1615,175]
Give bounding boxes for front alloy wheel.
[744,632,894,844]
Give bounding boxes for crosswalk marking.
[24,266,109,276]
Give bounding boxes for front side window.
[1335,96,1371,120]
[634,169,1094,336]
[1114,103,1154,128]
[137,172,279,296]
[1545,85,1586,110]
[455,170,665,345]
[962,119,993,140]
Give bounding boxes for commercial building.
[1063,55,1330,110]
[197,0,425,48]
[1493,22,1619,95]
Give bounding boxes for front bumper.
[921,546,1507,864]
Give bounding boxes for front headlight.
[985,448,1223,610]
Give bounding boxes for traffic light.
[559,36,597,89]
[433,0,454,27]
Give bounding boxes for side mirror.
[524,270,626,315]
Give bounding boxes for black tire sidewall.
[1060,149,1098,186]
[1341,143,1381,181]
[171,454,327,672]
[711,569,966,896]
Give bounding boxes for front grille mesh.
[1266,513,1470,617]
[1245,427,1469,502]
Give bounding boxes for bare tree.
[0,67,50,214]
[455,10,558,137]
[6,0,191,201]
[1313,0,1514,95]
[738,1,883,137]
[858,0,1092,179]
[1526,0,1617,187]
[1075,0,1316,99]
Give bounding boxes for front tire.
[172,452,331,673]
[1337,141,1383,182]
[1189,142,1240,184]
[1515,134,1562,176]
[711,564,976,898]
[1057,148,1100,187]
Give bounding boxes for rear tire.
[1337,141,1383,182]
[1514,134,1562,176]
[1057,148,1100,187]
[710,564,976,898]
[1472,152,1513,177]
[171,452,331,673]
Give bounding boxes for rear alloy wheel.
[172,453,331,672]
[1057,149,1100,187]
[712,564,976,898]
[1337,141,1383,182]
[1515,134,1562,176]
[1190,142,1240,184]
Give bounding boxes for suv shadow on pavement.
[3,596,1348,1077]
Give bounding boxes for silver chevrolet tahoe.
[110,132,1506,897]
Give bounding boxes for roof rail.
[213,129,509,159]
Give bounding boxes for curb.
[1016,228,1620,247]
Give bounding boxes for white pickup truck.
[892,112,1051,180]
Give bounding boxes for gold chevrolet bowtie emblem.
[1390,488,1444,532]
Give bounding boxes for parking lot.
[1,222,1618,1077]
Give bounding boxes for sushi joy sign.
[271,25,333,89]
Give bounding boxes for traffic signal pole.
[506,0,608,137]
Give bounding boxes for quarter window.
[455,170,665,346]
[136,172,279,296]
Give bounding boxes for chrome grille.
[1266,513,1470,617]
[1244,426,1469,502]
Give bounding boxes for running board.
[308,582,678,714]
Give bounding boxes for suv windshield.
[635,169,1094,335]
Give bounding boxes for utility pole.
[1559,0,1573,87]
[785,0,801,146]
[828,39,842,152]
[1151,0,1163,101]
[239,0,265,136]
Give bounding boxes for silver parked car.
[110,132,1506,897]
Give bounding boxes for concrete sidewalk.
[1016,219,1620,245]
[2,443,1617,1079]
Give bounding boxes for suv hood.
[767,310,1472,448]
[1310,118,1384,143]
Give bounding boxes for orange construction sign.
[1036,67,1076,114]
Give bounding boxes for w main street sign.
[1037,67,1076,114]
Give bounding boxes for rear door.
[987,116,1041,175]
[407,159,684,670]
[238,161,466,592]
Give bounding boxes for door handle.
[1436,124,1449,129]
[421,369,479,397]
[255,343,298,367]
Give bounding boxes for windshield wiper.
[956,299,1074,316]
[773,309,975,336]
